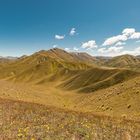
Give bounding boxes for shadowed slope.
[59,67,140,93]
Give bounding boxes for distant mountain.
[104,54,140,68]
[0,56,18,60]
[95,56,112,60]
[6,56,18,60]
[0,56,18,66]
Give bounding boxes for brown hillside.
[0,48,92,82]
[105,54,140,68]
[59,67,140,93]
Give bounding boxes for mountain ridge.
[0,48,140,93]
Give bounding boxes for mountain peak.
[49,47,68,53]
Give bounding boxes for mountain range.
[0,48,140,118]
[0,48,140,87]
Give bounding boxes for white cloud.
[73,47,79,51]
[98,46,140,56]
[70,28,76,36]
[121,47,140,56]
[97,48,106,53]
[65,47,79,52]
[103,28,140,47]
[82,40,98,50]
[122,28,135,37]
[135,47,140,52]
[64,48,70,51]
[108,46,124,53]
[115,41,126,46]
[53,44,58,48]
[122,28,140,39]
[130,32,140,39]
[102,35,127,46]
[55,34,65,40]
[98,46,124,54]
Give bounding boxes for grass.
[1,98,140,140]
[0,48,140,139]
[0,75,140,119]
[59,67,139,93]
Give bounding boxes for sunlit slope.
[59,67,140,93]
[0,48,92,82]
[0,75,140,118]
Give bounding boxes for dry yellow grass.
[0,48,140,139]
[0,74,140,119]
[1,98,140,140]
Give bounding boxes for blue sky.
[0,0,140,56]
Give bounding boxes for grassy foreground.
[1,98,140,140]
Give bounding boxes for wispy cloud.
[55,34,65,40]
[69,28,76,36]
[53,44,58,48]
[73,47,79,51]
[115,42,126,46]
[65,47,79,52]
[136,40,140,43]
[64,48,70,51]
